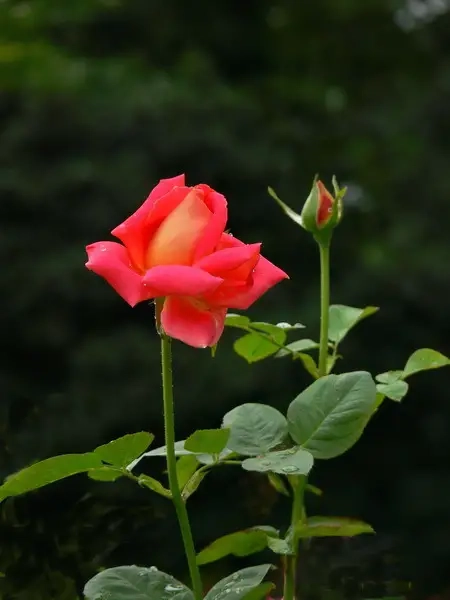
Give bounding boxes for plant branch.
[158,310,203,600]
[318,242,331,377]
[283,475,306,600]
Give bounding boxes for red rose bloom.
[86,175,288,348]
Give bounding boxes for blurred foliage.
[1,0,450,597]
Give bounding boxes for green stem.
[283,241,331,600]
[283,475,306,600]
[159,328,203,600]
[318,242,331,377]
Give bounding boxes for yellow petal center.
[145,188,211,267]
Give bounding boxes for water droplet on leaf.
[281,466,297,474]
[165,584,184,592]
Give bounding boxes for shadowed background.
[1,0,450,598]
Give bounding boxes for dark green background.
[1,0,450,598]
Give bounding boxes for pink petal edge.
[225,254,289,309]
[85,241,150,307]
[195,243,261,275]
[192,187,228,261]
[142,265,223,297]
[161,296,227,348]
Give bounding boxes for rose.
[86,174,288,348]
[298,178,346,243]
[300,179,337,232]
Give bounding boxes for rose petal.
[118,175,186,230]
[145,188,212,267]
[212,233,288,309]
[317,181,334,226]
[85,241,150,307]
[192,185,228,261]
[196,243,262,307]
[195,243,261,279]
[161,296,227,348]
[142,265,223,297]
[111,175,188,270]
[226,254,289,309]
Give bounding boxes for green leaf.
[226,314,303,335]
[271,322,305,330]
[196,449,237,465]
[376,371,403,384]
[184,429,230,454]
[266,536,292,555]
[233,333,279,362]
[251,525,279,537]
[250,322,288,336]
[240,582,275,600]
[242,447,314,476]
[225,314,251,329]
[138,475,171,498]
[275,339,319,358]
[376,380,409,402]
[268,186,303,227]
[137,440,190,457]
[267,472,290,496]
[88,467,123,482]
[234,325,287,363]
[402,348,450,379]
[0,453,103,500]
[182,469,208,501]
[287,371,377,459]
[197,530,269,566]
[328,305,379,344]
[84,565,194,600]
[222,403,288,456]
[176,455,199,489]
[374,392,385,410]
[296,516,375,538]
[296,353,319,378]
[127,440,192,471]
[129,441,234,472]
[204,564,273,600]
[94,432,154,468]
